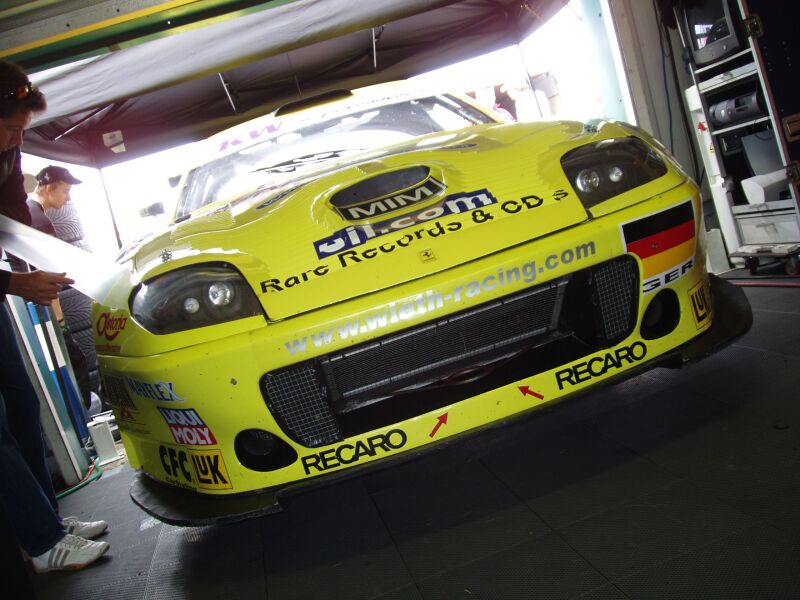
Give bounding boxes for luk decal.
[126,378,186,403]
[188,448,232,490]
[301,429,407,474]
[621,200,696,294]
[555,341,647,390]
[688,280,711,328]
[95,311,128,352]
[333,176,447,221]
[157,407,217,446]
[314,188,496,259]
[159,445,232,490]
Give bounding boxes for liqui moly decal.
[157,407,217,446]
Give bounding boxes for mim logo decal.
[336,178,446,220]
[315,189,497,259]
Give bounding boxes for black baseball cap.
[35,165,82,185]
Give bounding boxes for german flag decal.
[621,200,695,294]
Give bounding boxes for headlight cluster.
[131,263,263,334]
[561,137,667,210]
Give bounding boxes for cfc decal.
[555,342,647,390]
[159,445,232,490]
[688,281,711,327]
[158,407,217,446]
[621,200,696,294]
[302,429,407,474]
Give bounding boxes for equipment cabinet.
[676,0,800,272]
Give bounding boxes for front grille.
[591,258,639,345]
[262,364,342,448]
[260,256,639,447]
[321,279,568,405]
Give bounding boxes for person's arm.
[0,269,9,303]
[4,270,74,305]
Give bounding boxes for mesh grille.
[324,281,566,400]
[592,257,639,345]
[261,364,342,447]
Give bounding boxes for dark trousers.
[0,303,64,555]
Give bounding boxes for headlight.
[131,263,263,334]
[561,137,667,210]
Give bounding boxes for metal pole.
[98,167,123,250]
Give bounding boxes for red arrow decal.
[518,386,544,400]
[429,412,448,438]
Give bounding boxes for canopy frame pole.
[218,73,237,113]
[515,2,545,119]
[98,168,123,250]
[51,106,107,141]
[372,26,384,71]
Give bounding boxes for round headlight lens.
[608,165,624,183]
[576,169,601,193]
[183,297,200,314]
[208,281,234,306]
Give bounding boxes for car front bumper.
[129,274,751,526]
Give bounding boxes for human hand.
[7,271,75,305]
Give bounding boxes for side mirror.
[139,202,165,218]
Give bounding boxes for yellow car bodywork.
[93,89,748,524]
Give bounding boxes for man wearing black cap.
[27,166,82,236]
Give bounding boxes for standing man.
[27,165,82,236]
[1,61,109,573]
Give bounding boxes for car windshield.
[174,94,494,220]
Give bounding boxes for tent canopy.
[19,0,562,169]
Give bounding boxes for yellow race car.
[93,84,751,525]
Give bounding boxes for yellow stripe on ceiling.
[0,0,199,58]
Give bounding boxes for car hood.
[129,121,636,320]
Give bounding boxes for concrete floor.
[29,283,800,599]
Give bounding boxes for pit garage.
[1,1,798,598]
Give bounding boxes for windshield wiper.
[253,148,364,174]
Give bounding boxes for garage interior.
[24,282,800,599]
[1,0,799,598]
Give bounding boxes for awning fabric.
[24,0,562,168]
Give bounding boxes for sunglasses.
[0,82,35,102]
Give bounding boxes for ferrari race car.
[93,84,751,525]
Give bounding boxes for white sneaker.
[31,534,109,573]
[62,516,108,540]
